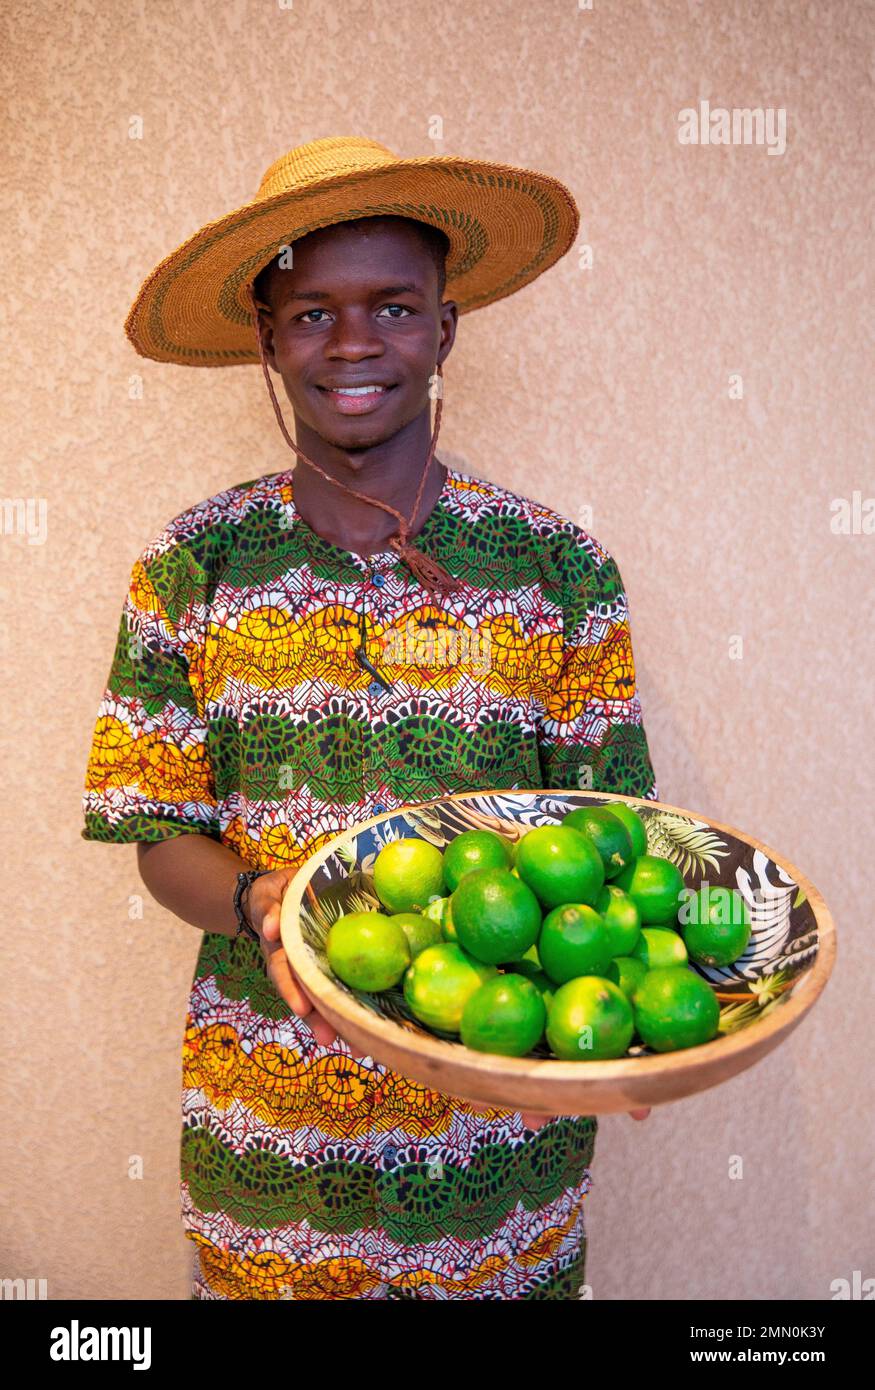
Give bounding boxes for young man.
[82,137,658,1300]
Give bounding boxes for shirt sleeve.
[81,536,221,844]
[536,529,659,801]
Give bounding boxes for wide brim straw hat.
[124,135,580,368]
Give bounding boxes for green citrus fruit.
[390,912,442,959]
[514,825,605,909]
[422,896,448,925]
[563,807,635,879]
[373,837,445,913]
[327,912,411,992]
[440,896,457,941]
[451,867,541,965]
[680,886,752,966]
[602,802,648,857]
[507,964,555,1008]
[546,976,635,1060]
[460,975,547,1056]
[596,884,642,955]
[443,829,513,891]
[403,942,497,1033]
[608,955,649,1001]
[538,903,614,984]
[632,966,720,1052]
[501,941,541,968]
[631,926,688,969]
[615,854,685,924]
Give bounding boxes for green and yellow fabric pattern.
[82,465,657,1299]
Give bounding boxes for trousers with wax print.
[82,464,658,1300]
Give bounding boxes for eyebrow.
[285,283,425,302]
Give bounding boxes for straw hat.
[124,135,580,367]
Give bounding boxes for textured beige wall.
[2,0,872,1300]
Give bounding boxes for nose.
[324,307,386,361]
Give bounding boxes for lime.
[563,807,635,879]
[615,854,685,924]
[373,837,445,913]
[422,896,448,926]
[514,825,605,909]
[608,955,649,1001]
[440,896,457,941]
[326,912,410,992]
[596,884,642,955]
[502,941,541,968]
[451,867,541,965]
[460,975,547,1056]
[633,966,720,1052]
[507,964,555,1008]
[546,976,635,1060]
[390,912,442,959]
[631,926,688,969]
[602,802,648,857]
[403,942,497,1033]
[538,903,614,984]
[680,886,752,966]
[443,829,513,891]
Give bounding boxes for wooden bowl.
[280,789,836,1115]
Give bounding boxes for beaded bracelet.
[233,869,271,941]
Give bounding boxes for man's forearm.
[136,834,255,937]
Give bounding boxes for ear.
[249,289,279,370]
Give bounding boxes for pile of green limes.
[324,803,752,1060]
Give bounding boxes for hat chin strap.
[246,281,461,600]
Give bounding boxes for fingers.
[255,873,339,1046]
[308,1012,342,1048]
[264,943,340,1046]
[456,1101,555,1132]
[261,902,281,942]
[520,1110,557,1131]
[255,868,298,943]
[265,944,312,1014]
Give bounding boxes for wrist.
[233,869,271,941]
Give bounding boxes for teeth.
[327,385,386,395]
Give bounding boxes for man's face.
[256,218,457,451]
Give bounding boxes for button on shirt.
[81,464,658,1300]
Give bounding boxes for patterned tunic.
[81,464,658,1300]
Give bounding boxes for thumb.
[260,868,299,942]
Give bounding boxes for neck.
[290,407,445,557]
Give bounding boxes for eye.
[378,304,413,318]
[297,308,331,323]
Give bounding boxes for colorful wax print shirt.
[81,464,658,1300]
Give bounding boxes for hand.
[518,1105,652,1130]
[461,1103,651,1131]
[248,869,340,1047]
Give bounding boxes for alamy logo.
[830,1270,874,1300]
[380,616,492,674]
[0,496,48,545]
[678,101,787,156]
[1,1276,47,1299]
[49,1320,152,1370]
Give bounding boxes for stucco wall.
[1,0,871,1299]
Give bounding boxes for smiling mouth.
[317,384,396,396]
[315,383,397,415]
